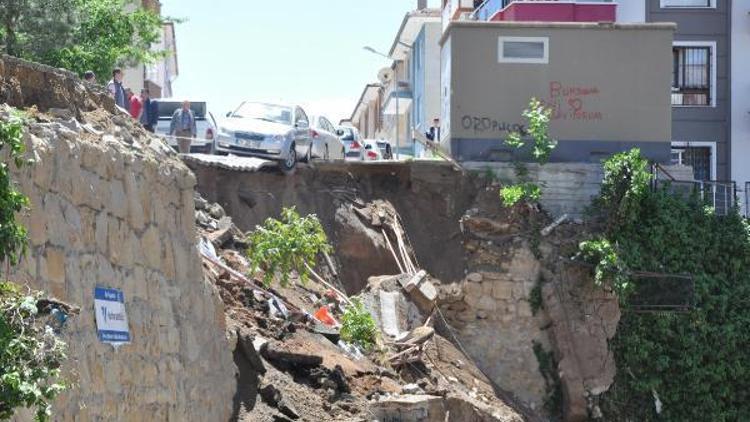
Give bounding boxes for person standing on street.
[127,88,142,120]
[140,89,158,133]
[169,100,196,154]
[425,117,441,142]
[107,68,127,110]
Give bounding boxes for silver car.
[214,102,313,172]
[309,115,346,160]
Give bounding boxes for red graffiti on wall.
[545,81,603,121]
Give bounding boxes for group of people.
[84,68,198,153]
[100,68,159,133]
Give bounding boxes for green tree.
[42,0,166,82]
[0,111,67,421]
[0,0,167,82]
[0,0,77,57]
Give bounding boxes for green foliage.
[0,113,31,266]
[521,98,557,165]
[247,207,332,287]
[533,341,562,418]
[598,148,652,230]
[578,238,631,298]
[529,279,543,315]
[340,298,377,351]
[501,98,557,208]
[499,182,541,207]
[586,149,750,420]
[0,0,78,58]
[0,0,169,83]
[0,283,68,421]
[42,0,166,83]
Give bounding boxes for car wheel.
[280,143,297,174]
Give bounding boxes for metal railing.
[652,163,736,216]
[653,178,736,216]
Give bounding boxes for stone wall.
[6,107,235,420]
[440,240,550,411]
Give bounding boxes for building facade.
[350,84,383,139]
[440,21,675,162]
[442,0,749,195]
[123,0,178,98]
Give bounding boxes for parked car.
[309,115,346,160]
[154,99,216,154]
[213,101,313,172]
[336,126,363,160]
[360,139,384,161]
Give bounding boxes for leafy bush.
[578,238,631,298]
[340,298,377,350]
[501,98,557,207]
[0,283,68,421]
[499,183,541,207]
[247,207,332,287]
[597,148,651,230]
[0,113,31,266]
[589,149,750,421]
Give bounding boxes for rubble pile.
[194,196,527,421]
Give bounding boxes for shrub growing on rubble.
[500,98,557,207]
[340,298,377,351]
[247,207,332,287]
[0,283,68,422]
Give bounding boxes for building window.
[498,37,549,64]
[671,143,715,181]
[672,44,714,106]
[661,0,714,8]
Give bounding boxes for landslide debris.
[195,195,527,421]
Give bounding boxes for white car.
[309,115,346,161]
[213,102,314,172]
[361,139,384,161]
[336,126,363,160]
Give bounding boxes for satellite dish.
[378,68,394,84]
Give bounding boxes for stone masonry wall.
[440,241,549,411]
[6,109,235,420]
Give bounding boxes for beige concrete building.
[440,21,675,162]
[123,0,178,98]
[350,84,383,139]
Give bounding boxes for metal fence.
[653,178,736,217]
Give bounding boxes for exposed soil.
[196,192,530,421]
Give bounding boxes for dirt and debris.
[196,193,528,421]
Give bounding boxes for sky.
[161,0,440,124]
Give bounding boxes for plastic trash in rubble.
[198,237,218,260]
[268,295,289,319]
[337,339,364,360]
[314,305,338,327]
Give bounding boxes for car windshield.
[339,127,355,140]
[232,103,292,124]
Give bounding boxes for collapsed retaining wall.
[2,57,235,421]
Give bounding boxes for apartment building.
[463,0,748,188]
[349,5,441,158]
[350,84,384,139]
[123,0,179,98]
[440,20,675,162]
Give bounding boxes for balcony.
[476,0,616,23]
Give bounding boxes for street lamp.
[362,45,409,160]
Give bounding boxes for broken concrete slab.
[370,395,445,422]
[236,328,266,375]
